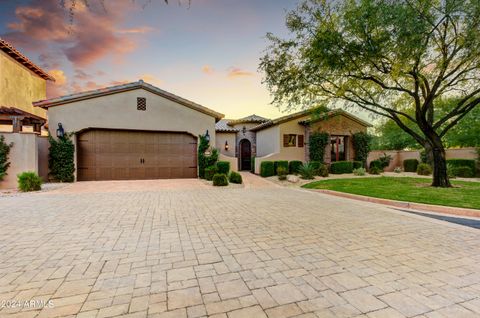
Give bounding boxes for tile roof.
[227,114,269,125]
[215,119,239,132]
[0,106,46,122]
[0,38,54,81]
[33,80,225,120]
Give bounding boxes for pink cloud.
[202,65,215,74]
[227,67,254,78]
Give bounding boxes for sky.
[0,0,304,119]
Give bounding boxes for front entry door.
[239,139,251,171]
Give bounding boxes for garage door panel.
[77,129,197,181]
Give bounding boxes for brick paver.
[0,175,479,317]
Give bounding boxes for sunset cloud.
[46,69,68,98]
[227,67,254,78]
[202,65,215,75]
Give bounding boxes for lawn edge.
[309,189,480,218]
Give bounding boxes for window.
[283,134,297,147]
[330,136,346,161]
[137,97,146,111]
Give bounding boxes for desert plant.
[417,163,432,176]
[353,168,366,176]
[369,160,383,171]
[330,161,354,174]
[298,162,315,179]
[393,167,402,173]
[212,173,229,186]
[378,152,393,169]
[309,132,329,162]
[403,159,419,172]
[205,166,218,181]
[216,161,230,175]
[277,166,288,180]
[352,132,372,165]
[260,161,275,177]
[318,164,329,177]
[0,136,13,181]
[48,134,75,182]
[274,160,288,175]
[289,160,303,174]
[369,166,383,175]
[229,171,243,184]
[17,171,42,192]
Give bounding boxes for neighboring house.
[215,109,371,173]
[0,38,54,132]
[34,80,224,181]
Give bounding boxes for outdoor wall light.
[56,123,65,138]
[205,129,210,142]
[225,141,229,150]
[242,126,247,135]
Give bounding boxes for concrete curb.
[310,189,480,218]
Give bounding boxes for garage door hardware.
[140,158,145,164]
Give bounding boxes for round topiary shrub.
[205,166,218,181]
[288,160,303,174]
[260,161,274,177]
[417,163,432,176]
[17,171,42,192]
[216,161,230,175]
[229,171,243,184]
[212,173,228,186]
[318,164,329,177]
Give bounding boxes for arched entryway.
[239,139,252,171]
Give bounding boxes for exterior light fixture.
[242,126,247,135]
[56,123,65,138]
[205,129,210,142]
[225,141,229,151]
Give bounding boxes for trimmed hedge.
[274,161,288,175]
[446,159,476,172]
[417,163,432,176]
[451,166,475,178]
[17,171,42,192]
[289,160,303,174]
[353,161,363,169]
[260,161,275,177]
[212,173,228,186]
[403,159,419,172]
[369,160,383,170]
[330,161,354,174]
[216,161,230,174]
[205,166,218,181]
[229,171,243,184]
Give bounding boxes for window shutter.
[283,134,289,147]
[298,135,304,147]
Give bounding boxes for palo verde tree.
[260,0,480,187]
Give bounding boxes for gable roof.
[33,80,224,120]
[250,108,371,131]
[0,38,55,81]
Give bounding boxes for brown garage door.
[77,129,197,181]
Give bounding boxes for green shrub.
[353,161,363,169]
[299,162,315,179]
[251,157,255,173]
[369,160,383,170]
[205,166,218,181]
[309,132,329,162]
[447,163,456,179]
[48,134,75,182]
[212,173,229,186]
[216,161,230,174]
[369,166,383,175]
[289,160,303,174]
[378,153,393,168]
[403,159,419,172]
[309,161,321,174]
[353,168,366,176]
[417,163,432,176]
[17,171,42,192]
[330,161,354,174]
[198,134,218,179]
[394,167,402,173]
[318,164,329,177]
[260,161,275,177]
[274,161,288,175]
[229,171,243,184]
[446,159,476,172]
[451,166,474,178]
[277,166,288,180]
[352,132,372,165]
[0,135,13,181]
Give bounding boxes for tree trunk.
[423,143,434,166]
[430,142,451,187]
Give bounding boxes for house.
[0,38,54,188]
[215,109,371,173]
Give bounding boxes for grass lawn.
[302,176,480,209]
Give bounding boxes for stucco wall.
[256,126,280,157]
[0,132,39,189]
[37,136,49,181]
[0,51,47,118]
[46,88,217,143]
[216,132,236,157]
[218,153,238,172]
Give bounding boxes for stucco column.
[304,125,311,162]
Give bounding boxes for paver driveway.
[0,175,479,318]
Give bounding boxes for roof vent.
[137,97,146,111]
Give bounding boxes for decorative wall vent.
[137,97,146,111]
